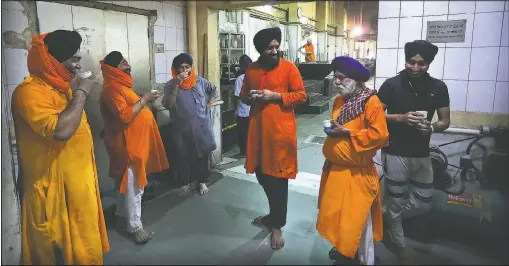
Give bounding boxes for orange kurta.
[240,58,307,178]
[304,43,316,62]
[99,62,169,194]
[12,75,110,265]
[316,95,389,259]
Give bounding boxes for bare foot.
[132,228,154,245]
[198,183,209,195]
[252,215,270,230]
[397,248,415,265]
[270,228,285,250]
[177,184,190,197]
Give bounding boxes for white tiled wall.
[1,1,188,99]
[376,1,509,115]
[2,3,31,120]
[147,1,188,84]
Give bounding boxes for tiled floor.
[103,90,507,265]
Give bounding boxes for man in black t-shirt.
[377,40,451,264]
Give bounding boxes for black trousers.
[255,167,289,230]
[174,154,210,186]
[236,116,249,155]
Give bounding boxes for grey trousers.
[381,152,433,248]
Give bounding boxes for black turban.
[331,56,371,82]
[104,51,124,67]
[172,53,193,69]
[404,40,439,64]
[253,27,282,54]
[43,30,82,63]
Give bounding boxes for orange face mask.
[171,66,197,90]
[100,60,133,89]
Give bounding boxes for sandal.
[132,228,154,245]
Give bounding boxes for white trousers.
[358,211,375,265]
[115,165,144,233]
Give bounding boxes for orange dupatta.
[171,66,197,90]
[27,33,74,94]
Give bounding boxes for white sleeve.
[233,75,243,97]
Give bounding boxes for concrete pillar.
[286,23,302,63]
[196,4,222,166]
[1,99,21,265]
[316,32,327,62]
[315,1,328,32]
[315,1,328,62]
[187,0,199,75]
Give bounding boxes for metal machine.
[404,125,509,261]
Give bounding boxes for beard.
[259,53,280,70]
[336,80,357,97]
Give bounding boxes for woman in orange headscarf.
[99,51,169,244]
[162,53,218,198]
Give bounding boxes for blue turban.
[172,53,193,69]
[331,56,371,82]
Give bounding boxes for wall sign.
[426,19,467,43]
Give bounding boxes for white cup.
[78,71,92,79]
[416,110,428,121]
[323,119,333,131]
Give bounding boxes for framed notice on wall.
[426,19,467,43]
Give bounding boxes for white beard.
[335,80,357,96]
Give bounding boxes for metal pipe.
[442,127,481,135]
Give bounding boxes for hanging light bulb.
[353,26,363,36]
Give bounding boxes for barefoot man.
[316,56,389,265]
[239,27,307,250]
[100,51,169,244]
[162,53,218,197]
[12,30,109,264]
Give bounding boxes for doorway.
[36,1,151,191]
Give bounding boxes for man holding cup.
[316,56,389,265]
[162,53,218,198]
[99,51,169,244]
[11,30,110,264]
[377,40,451,264]
[239,27,307,251]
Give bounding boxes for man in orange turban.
[99,51,169,244]
[11,30,109,265]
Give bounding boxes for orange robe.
[99,62,169,194]
[12,34,109,265]
[316,95,389,259]
[240,58,307,178]
[304,43,316,62]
